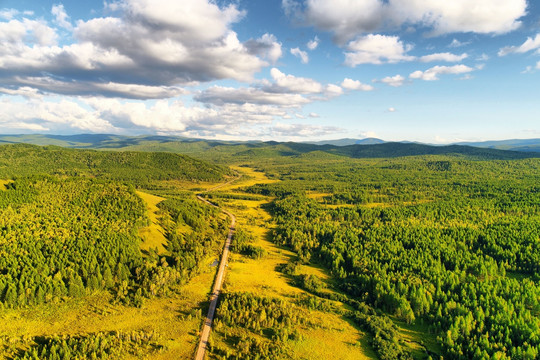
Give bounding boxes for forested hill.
[331,142,539,160]
[0,144,231,184]
[1,134,539,162]
[220,142,539,162]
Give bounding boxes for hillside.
[1,135,539,161]
[0,143,231,185]
[455,138,540,153]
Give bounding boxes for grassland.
[0,271,218,359]
[0,180,12,191]
[205,167,378,360]
[137,190,168,255]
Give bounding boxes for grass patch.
[0,267,218,360]
[0,179,13,191]
[136,190,168,254]
[208,167,376,359]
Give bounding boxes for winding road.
[194,186,237,360]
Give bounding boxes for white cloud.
[379,74,405,87]
[193,68,342,123]
[0,18,57,46]
[537,61,540,70]
[498,33,540,56]
[388,107,396,112]
[448,38,470,48]
[409,64,474,81]
[245,33,283,64]
[268,68,323,94]
[0,9,19,20]
[0,93,314,137]
[302,0,385,44]
[391,0,527,36]
[344,34,414,66]
[284,0,527,42]
[0,96,113,133]
[194,85,311,107]
[51,4,72,30]
[291,47,309,63]
[341,78,374,91]
[0,86,43,98]
[307,36,319,50]
[0,0,272,99]
[420,52,468,62]
[325,84,343,97]
[309,112,320,117]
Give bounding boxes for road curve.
[194,195,236,360]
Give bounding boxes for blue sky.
[0,0,539,143]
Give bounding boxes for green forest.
[0,144,231,358]
[242,155,540,359]
[0,140,539,359]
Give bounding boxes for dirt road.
[194,195,236,360]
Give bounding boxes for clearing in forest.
[207,166,377,360]
[136,190,168,254]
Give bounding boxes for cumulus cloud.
[409,64,474,81]
[498,34,540,56]
[420,52,468,62]
[302,0,386,44]
[0,96,113,133]
[0,0,274,99]
[307,36,319,50]
[268,68,323,94]
[194,86,311,107]
[244,33,283,64]
[192,68,344,128]
[0,18,57,45]
[341,78,374,91]
[291,47,309,63]
[51,4,72,30]
[379,74,406,87]
[391,0,526,36]
[0,9,19,20]
[325,84,343,97]
[344,34,414,66]
[0,93,311,138]
[0,86,43,98]
[283,0,527,42]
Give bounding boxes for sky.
[0,0,539,143]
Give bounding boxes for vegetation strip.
[194,194,236,360]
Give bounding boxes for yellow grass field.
[0,185,222,359]
[0,179,13,190]
[0,266,218,360]
[136,190,168,254]
[209,168,377,360]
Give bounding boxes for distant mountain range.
[0,134,539,161]
[454,138,540,153]
[308,137,540,153]
[305,137,386,146]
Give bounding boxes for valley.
[0,140,539,359]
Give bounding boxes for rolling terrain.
[0,140,539,359]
